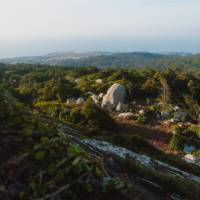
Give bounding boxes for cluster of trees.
[34,98,115,131]
[1,64,200,123]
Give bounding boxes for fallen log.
[58,124,200,199]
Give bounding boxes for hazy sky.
[0,0,200,57]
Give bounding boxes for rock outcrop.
[74,78,81,83]
[183,154,200,167]
[91,94,99,104]
[98,93,104,99]
[118,112,134,119]
[76,97,85,105]
[102,83,126,109]
[96,79,103,84]
[66,98,76,105]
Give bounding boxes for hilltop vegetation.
[1,52,200,70]
[0,64,200,199]
[1,64,200,104]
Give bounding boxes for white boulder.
[74,78,81,83]
[76,97,85,105]
[66,98,76,105]
[139,109,145,114]
[170,118,176,123]
[118,112,134,120]
[96,79,103,84]
[101,83,126,109]
[183,154,200,166]
[98,93,104,99]
[163,120,170,125]
[91,94,99,105]
[173,106,180,112]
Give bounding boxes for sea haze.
[0,36,200,58]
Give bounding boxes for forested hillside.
[1,52,200,70]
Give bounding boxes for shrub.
[34,101,64,118]
[68,107,83,124]
[169,134,185,151]
[137,106,157,124]
[65,98,116,131]
[81,98,116,130]
[137,113,147,124]
[172,125,184,134]
[192,150,200,157]
[187,125,200,140]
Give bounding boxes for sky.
[0,0,200,57]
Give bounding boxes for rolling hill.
[0,51,200,70]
